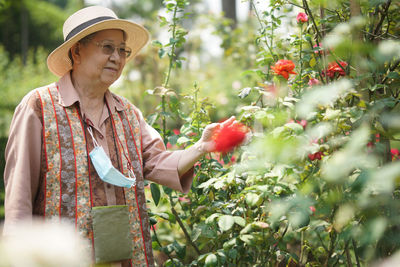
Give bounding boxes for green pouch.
[91,205,132,264]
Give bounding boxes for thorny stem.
[161,2,180,144]
[299,230,305,264]
[371,0,392,41]
[316,231,329,253]
[171,206,201,255]
[302,0,323,41]
[163,3,179,89]
[299,24,303,87]
[352,239,361,267]
[345,241,353,267]
[162,95,167,144]
[251,0,278,61]
[152,224,175,263]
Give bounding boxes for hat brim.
[47,19,150,77]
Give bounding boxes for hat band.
[65,16,115,41]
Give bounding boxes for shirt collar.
[56,71,125,112]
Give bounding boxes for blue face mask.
[87,127,136,188]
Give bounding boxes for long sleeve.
[3,91,42,235]
[136,109,194,194]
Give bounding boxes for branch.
[369,0,392,41]
[151,226,175,263]
[352,239,361,267]
[288,1,304,9]
[251,0,278,61]
[171,206,201,255]
[373,0,392,37]
[301,0,323,41]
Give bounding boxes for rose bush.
[146,0,400,266]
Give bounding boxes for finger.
[204,123,219,131]
[221,116,236,127]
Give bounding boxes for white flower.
[0,220,90,267]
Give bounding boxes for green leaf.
[158,48,165,58]
[198,178,218,189]
[240,224,253,234]
[245,192,261,207]
[238,87,252,99]
[153,212,169,220]
[191,225,202,242]
[285,122,304,134]
[387,71,400,80]
[205,254,218,266]
[177,136,190,146]
[233,216,246,227]
[172,241,185,259]
[228,249,238,260]
[205,213,220,224]
[222,237,237,249]
[369,84,385,92]
[309,56,316,67]
[218,215,235,232]
[146,113,158,126]
[152,40,163,48]
[239,234,254,245]
[163,185,173,196]
[150,183,161,206]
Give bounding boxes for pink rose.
[296,12,308,23]
[308,78,320,86]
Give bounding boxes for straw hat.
[47,6,150,77]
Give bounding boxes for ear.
[70,43,81,64]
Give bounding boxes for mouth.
[104,67,119,73]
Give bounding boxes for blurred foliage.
[1,0,400,266]
[0,0,65,60]
[0,46,56,137]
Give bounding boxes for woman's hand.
[197,116,236,153]
[178,116,242,176]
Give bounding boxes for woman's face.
[74,29,127,87]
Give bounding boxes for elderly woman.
[3,6,235,267]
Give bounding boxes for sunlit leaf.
[233,216,246,227]
[205,254,217,266]
[245,193,261,207]
[218,215,235,232]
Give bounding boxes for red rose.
[391,148,399,161]
[296,12,308,23]
[323,61,348,78]
[308,151,323,161]
[270,59,297,80]
[212,122,248,153]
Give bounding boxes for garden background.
[1,0,400,266]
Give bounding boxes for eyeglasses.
[92,41,132,58]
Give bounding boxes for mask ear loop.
[87,126,100,148]
[105,100,136,181]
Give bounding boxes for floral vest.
[36,85,154,266]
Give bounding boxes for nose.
[109,48,122,63]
